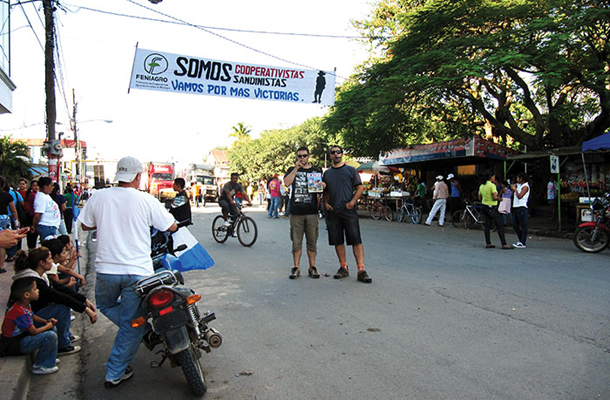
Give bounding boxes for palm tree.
[0,136,32,183]
[229,122,252,143]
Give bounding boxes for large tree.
[0,136,32,184]
[324,0,610,156]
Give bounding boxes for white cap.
[447,173,454,180]
[436,175,444,181]
[114,156,142,183]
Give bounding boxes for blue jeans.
[36,302,72,349]
[512,207,529,245]
[268,197,280,218]
[20,328,58,369]
[96,273,147,381]
[37,224,58,243]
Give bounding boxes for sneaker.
[289,268,300,279]
[513,242,526,249]
[357,270,372,283]
[334,267,349,279]
[55,359,61,365]
[308,267,320,279]
[32,365,59,375]
[58,345,81,355]
[69,334,80,342]
[222,221,232,227]
[104,366,134,388]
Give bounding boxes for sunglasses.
[297,154,309,158]
[330,150,343,155]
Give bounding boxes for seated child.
[41,239,84,288]
[56,235,84,285]
[0,277,60,375]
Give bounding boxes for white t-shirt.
[33,192,61,227]
[513,182,530,208]
[77,187,175,276]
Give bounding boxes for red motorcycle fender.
[578,221,610,232]
[162,326,190,355]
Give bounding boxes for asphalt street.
[27,205,610,400]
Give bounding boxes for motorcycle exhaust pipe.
[204,328,222,348]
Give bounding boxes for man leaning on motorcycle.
[78,156,177,388]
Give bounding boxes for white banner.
[129,48,335,106]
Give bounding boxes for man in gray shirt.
[322,145,372,283]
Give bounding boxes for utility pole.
[44,0,58,182]
[72,88,81,185]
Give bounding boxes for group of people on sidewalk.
[424,172,531,249]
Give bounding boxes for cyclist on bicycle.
[219,173,251,227]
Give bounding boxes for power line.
[62,2,364,40]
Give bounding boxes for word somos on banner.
[129,48,335,106]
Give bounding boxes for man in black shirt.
[284,147,324,279]
[219,173,251,227]
[169,178,191,227]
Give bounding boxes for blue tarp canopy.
[582,131,610,152]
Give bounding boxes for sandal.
[308,267,320,279]
[289,268,300,279]
[501,245,513,250]
[486,244,496,248]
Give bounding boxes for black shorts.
[326,208,362,246]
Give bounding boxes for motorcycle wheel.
[411,207,423,224]
[212,215,229,243]
[175,347,207,397]
[237,216,258,247]
[573,226,609,253]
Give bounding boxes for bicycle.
[368,195,393,222]
[396,198,422,224]
[212,205,258,247]
[451,201,496,231]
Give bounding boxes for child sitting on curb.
[0,277,60,375]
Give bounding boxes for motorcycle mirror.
[175,244,187,252]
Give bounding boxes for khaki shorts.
[290,214,319,253]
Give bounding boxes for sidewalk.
[0,231,89,400]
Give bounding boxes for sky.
[2,0,375,163]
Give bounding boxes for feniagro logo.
[144,53,168,75]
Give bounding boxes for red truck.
[140,161,175,201]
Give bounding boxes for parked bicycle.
[212,205,258,247]
[451,201,496,231]
[369,195,393,222]
[396,198,422,224]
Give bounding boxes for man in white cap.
[447,173,462,217]
[78,156,177,388]
[424,175,449,226]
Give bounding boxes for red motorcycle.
[573,192,610,253]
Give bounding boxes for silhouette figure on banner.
[313,71,326,103]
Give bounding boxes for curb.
[0,354,31,400]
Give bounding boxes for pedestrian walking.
[323,145,372,283]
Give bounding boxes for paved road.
[28,205,610,399]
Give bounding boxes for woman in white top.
[510,173,530,248]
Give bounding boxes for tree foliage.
[229,122,252,144]
[227,117,336,182]
[324,0,610,156]
[0,136,32,184]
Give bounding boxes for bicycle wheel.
[463,212,476,230]
[382,206,393,222]
[397,207,406,223]
[370,204,382,220]
[237,216,258,247]
[212,215,229,243]
[411,207,423,224]
[451,210,464,228]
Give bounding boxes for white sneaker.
[222,221,232,227]
[513,242,526,249]
[32,365,59,375]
